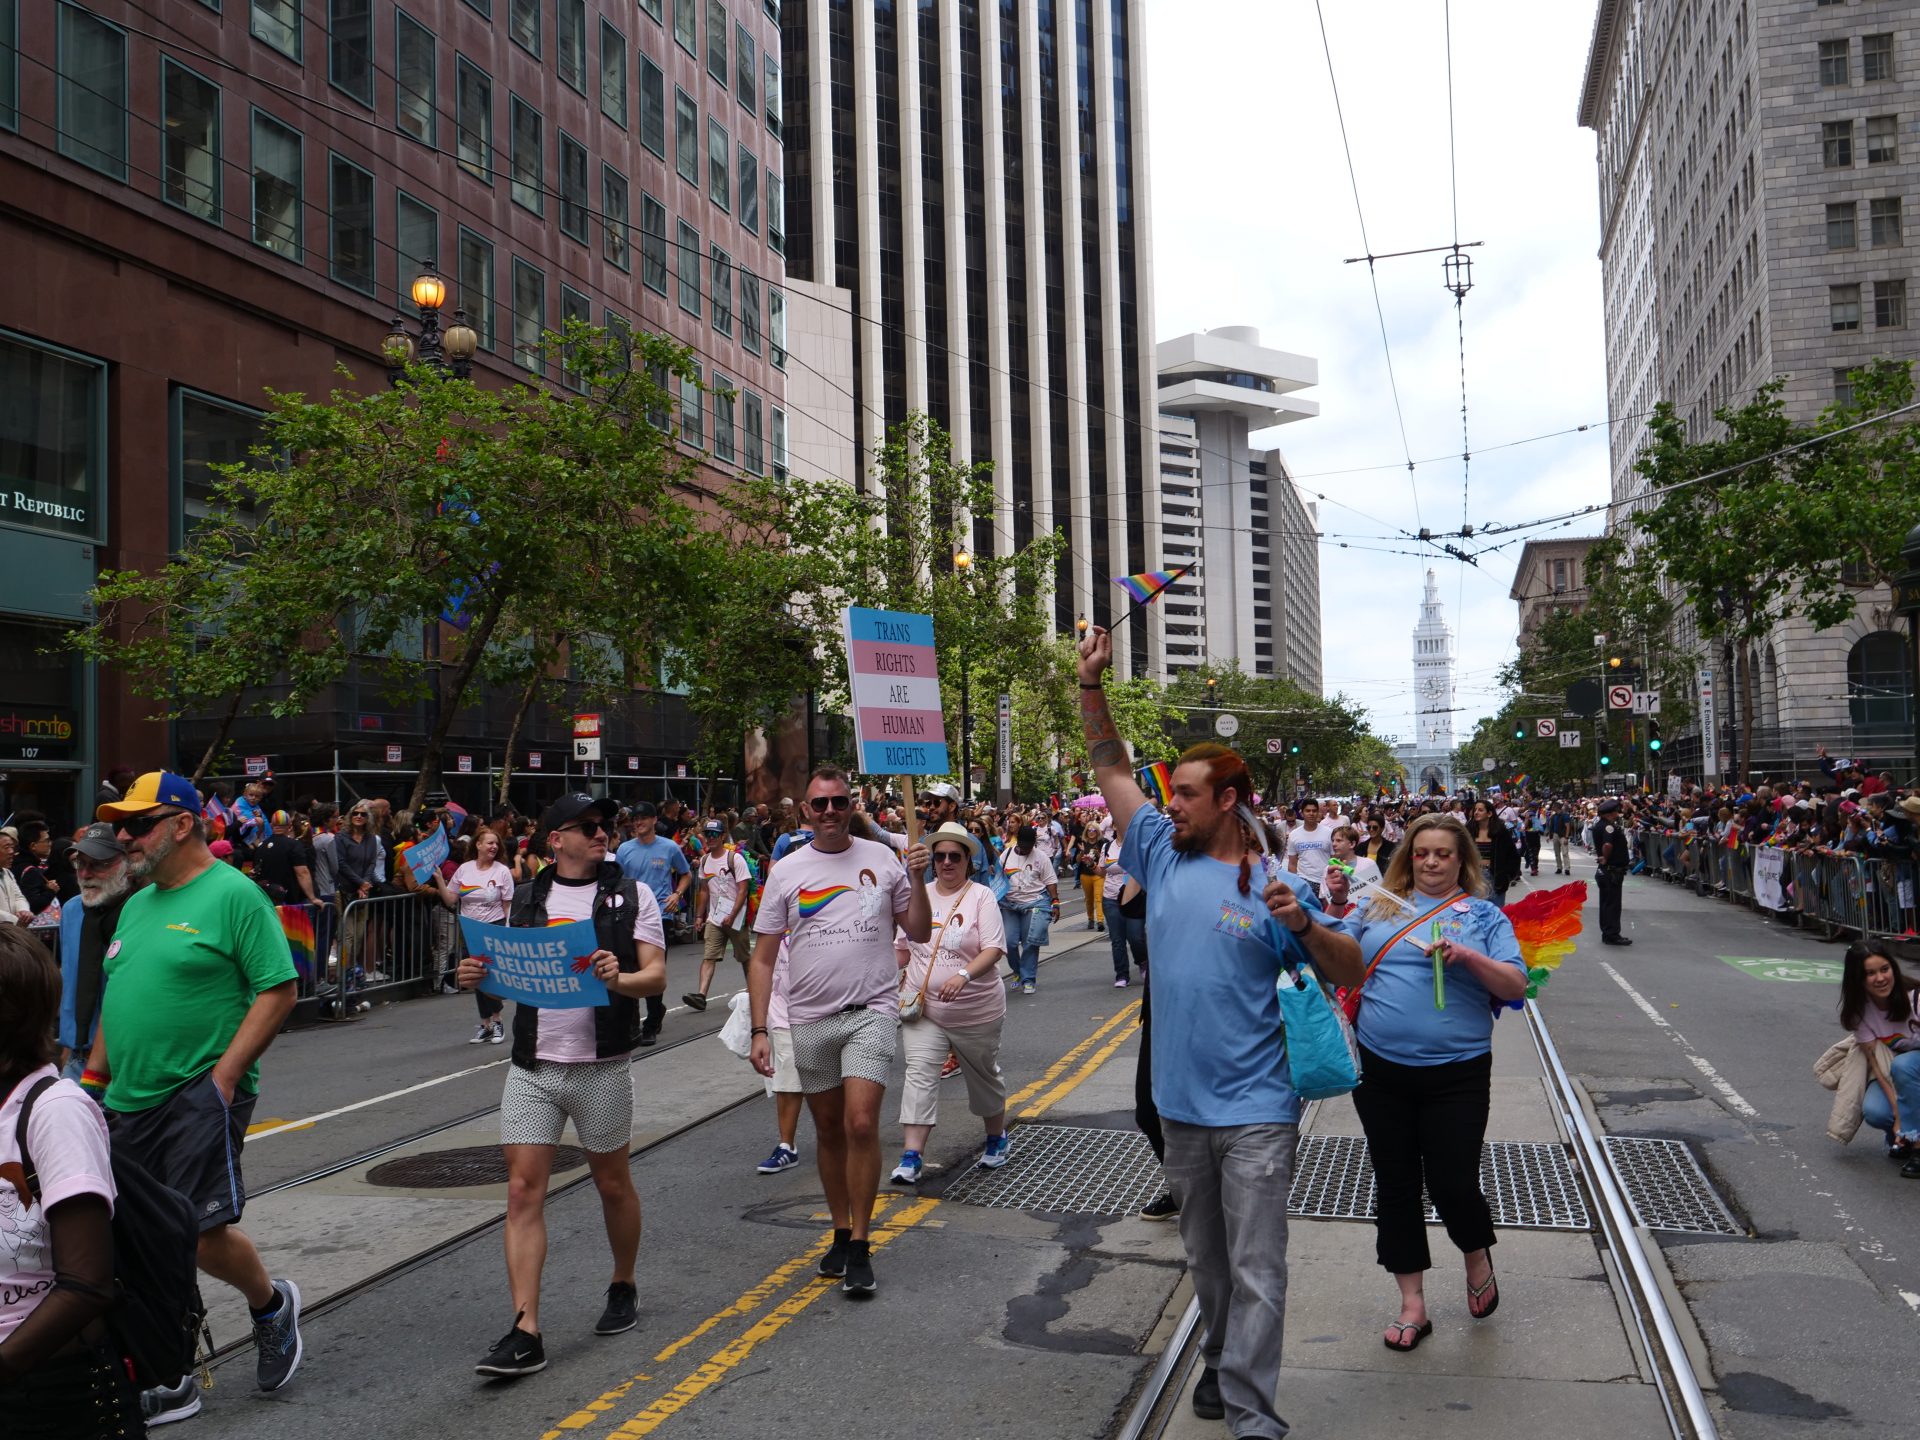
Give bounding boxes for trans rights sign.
[460,917,609,1009]
[842,606,949,775]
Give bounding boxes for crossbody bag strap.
[1360,894,1465,991]
[904,893,960,1004]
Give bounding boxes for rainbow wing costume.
[1499,882,1587,1008]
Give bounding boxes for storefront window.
[0,619,83,762]
[0,330,103,540]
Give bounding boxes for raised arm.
[1076,626,1148,841]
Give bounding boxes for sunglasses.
[115,809,186,838]
[807,795,852,814]
[932,850,969,863]
[561,819,609,836]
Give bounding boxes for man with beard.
[89,773,305,1415]
[55,824,142,1083]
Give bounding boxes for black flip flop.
[1468,1262,1500,1319]
[1383,1319,1433,1352]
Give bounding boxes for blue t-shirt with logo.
[615,835,690,907]
[1119,806,1325,1128]
[1337,896,1525,1066]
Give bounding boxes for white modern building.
[777,0,1162,677]
[1153,327,1324,690]
[1395,570,1458,795]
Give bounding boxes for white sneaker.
[470,1024,491,1044]
[141,1374,203,1427]
[488,1023,507,1044]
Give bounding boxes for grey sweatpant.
[1163,1118,1298,1439]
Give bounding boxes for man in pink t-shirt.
[750,766,930,1298]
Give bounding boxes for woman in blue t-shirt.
[1341,812,1528,1352]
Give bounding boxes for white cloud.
[1145,0,1611,751]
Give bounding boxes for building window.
[250,110,303,259]
[677,219,701,315]
[768,286,785,368]
[742,391,763,475]
[770,404,787,480]
[675,88,699,184]
[739,269,760,353]
[457,228,495,349]
[456,57,492,182]
[639,0,663,23]
[328,153,376,294]
[252,1,301,61]
[738,145,758,234]
[509,96,543,214]
[1866,114,1897,164]
[1870,195,1902,247]
[395,192,437,307]
[329,0,373,105]
[705,0,727,82]
[1551,558,1568,592]
[1863,33,1894,83]
[509,0,540,56]
[1848,631,1913,731]
[172,388,263,548]
[512,259,546,373]
[2,0,18,132]
[461,0,491,14]
[1,331,105,542]
[710,246,733,335]
[736,23,756,111]
[680,365,703,448]
[600,19,628,126]
[766,170,783,255]
[640,53,666,157]
[712,376,735,463]
[1833,367,1856,406]
[559,132,588,241]
[1818,38,1849,87]
[640,193,667,291]
[764,52,781,138]
[674,0,697,55]
[57,3,127,180]
[1824,200,1857,250]
[1875,278,1906,328]
[557,0,586,92]
[708,118,730,210]
[560,285,590,389]
[395,11,435,145]
[1830,282,1862,331]
[1823,119,1853,167]
[161,60,221,222]
[602,164,630,270]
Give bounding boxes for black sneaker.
[818,1229,852,1278]
[475,1316,547,1377]
[841,1243,876,1298]
[637,1029,660,1047]
[596,1281,639,1335]
[681,992,708,1011]
[253,1278,304,1392]
[1140,1192,1180,1222]
[1192,1367,1224,1420]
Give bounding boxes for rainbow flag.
[1139,762,1173,806]
[444,800,469,827]
[1111,565,1192,607]
[280,904,317,980]
[1509,773,1530,788]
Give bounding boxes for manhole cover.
[1289,1135,1593,1231]
[942,1125,1167,1214]
[366,1144,588,1189]
[1603,1137,1742,1235]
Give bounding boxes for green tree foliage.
[1162,663,1374,801]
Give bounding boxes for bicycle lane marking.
[1599,961,1758,1117]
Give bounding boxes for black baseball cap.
[539,792,614,831]
[630,801,658,818]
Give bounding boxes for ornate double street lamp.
[383,263,479,385]
[953,548,976,801]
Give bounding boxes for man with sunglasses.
[91,772,306,1404]
[748,767,932,1297]
[457,792,667,1377]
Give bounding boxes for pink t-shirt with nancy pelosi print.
[754,836,912,1026]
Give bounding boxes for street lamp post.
[954,549,975,802]
[383,262,479,385]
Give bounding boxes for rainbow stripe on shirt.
[796,885,854,918]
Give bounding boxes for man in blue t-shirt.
[1079,625,1362,1440]
[615,802,688,1041]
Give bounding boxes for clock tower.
[1409,569,1457,794]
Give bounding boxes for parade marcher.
[1466,800,1522,906]
[614,802,687,1040]
[1078,626,1363,1438]
[887,823,1011,1184]
[747,767,931,1297]
[456,793,667,1377]
[56,825,140,1083]
[1593,798,1633,944]
[998,825,1060,994]
[684,819,752,1011]
[1326,825,1381,900]
[1100,827,1148,988]
[438,827,514,1043]
[92,772,304,1413]
[1548,801,1574,875]
[1337,813,1528,1353]
[1284,797,1336,887]
[1075,818,1108,929]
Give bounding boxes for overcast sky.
[1143,0,1612,750]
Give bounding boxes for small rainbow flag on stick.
[1139,762,1173,807]
[1112,564,1192,610]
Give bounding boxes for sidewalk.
[1152,1018,1673,1440]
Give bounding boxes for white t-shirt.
[534,875,665,1064]
[450,859,512,923]
[753,836,913,1026]
[1002,847,1058,906]
[1322,854,1381,901]
[0,1067,115,1345]
[1285,821,1337,885]
[700,848,752,926]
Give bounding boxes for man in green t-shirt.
[93,772,306,1412]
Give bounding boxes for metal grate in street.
[1602,1136,1742,1235]
[1288,1134,1593,1231]
[366,1144,588,1189]
[940,1125,1168,1215]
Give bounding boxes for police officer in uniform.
[1593,798,1632,945]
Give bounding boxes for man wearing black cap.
[1594,799,1633,945]
[457,792,667,1378]
[56,822,141,1082]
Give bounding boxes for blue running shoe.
[757,1142,800,1174]
[980,1132,1011,1169]
[889,1150,924,1184]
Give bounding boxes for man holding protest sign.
[456,793,667,1378]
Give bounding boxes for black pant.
[1351,1045,1495,1274]
[1597,868,1625,938]
[1522,833,1541,871]
[5,1339,145,1438]
[1135,983,1164,1164]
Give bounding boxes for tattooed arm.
[1077,626,1149,842]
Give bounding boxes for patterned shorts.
[788,1007,898,1095]
[500,1058,633,1153]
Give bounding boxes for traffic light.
[1647,719,1662,752]
[1289,742,1300,755]
[1598,741,1612,768]
[1513,724,1526,741]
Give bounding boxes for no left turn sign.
[1607,684,1635,711]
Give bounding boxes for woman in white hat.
[887,822,1012,1185]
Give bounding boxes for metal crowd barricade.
[273,901,336,1003]
[1861,856,1918,946]
[1722,844,1755,906]
[337,890,453,1002]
